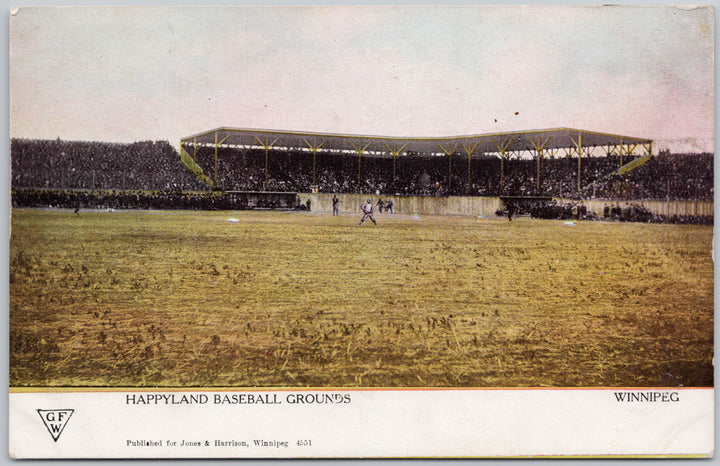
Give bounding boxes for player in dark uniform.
[359,200,377,226]
[385,199,394,214]
[376,198,385,213]
[332,195,340,216]
[506,202,515,222]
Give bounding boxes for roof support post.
[437,143,458,191]
[530,136,549,193]
[214,132,218,187]
[578,143,583,192]
[569,132,583,192]
[253,136,279,189]
[500,155,505,192]
[462,142,480,194]
[562,146,574,189]
[536,149,543,192]
[467,153,472,192]
[302,138,327,188]
[264,147,269,188]
[349,141,372,193]
[494,137,513,192]
[382,142,408,192]
[393,152,397,191]
[213,134,231,188]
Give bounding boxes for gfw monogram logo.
[37,409,74,442]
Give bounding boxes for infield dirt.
[9,209,713,387]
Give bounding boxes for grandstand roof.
[181,127,652,157]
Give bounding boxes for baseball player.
[359,199,377,226]
[332,195,340,216]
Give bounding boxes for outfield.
[9,209,714,387]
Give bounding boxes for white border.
[9,388,714,459]
[4,1,718,464]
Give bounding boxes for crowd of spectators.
[526,199,711,225]
[590,153,713,201]
[11,189,303,211]
[524,200,592,220]
[12,139,206,191]
[11,138,713,203]
[190,146,712,201]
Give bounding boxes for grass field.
[9,208,714,387]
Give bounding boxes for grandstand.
[9,127,713,221]
[11,139,205,192]
[180,127,654,197]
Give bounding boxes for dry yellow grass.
[9,209,713,387]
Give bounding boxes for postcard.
[8,5,714,458]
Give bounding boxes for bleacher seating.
[188,145,712,201]
[10,138,713,201]
[11,139,206,191]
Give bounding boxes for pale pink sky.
[9,5,715,152]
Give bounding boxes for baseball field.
[9,208,714,387]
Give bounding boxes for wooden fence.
[580,199,713,218]
[299,193,712,219]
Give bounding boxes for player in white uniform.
[359,200,377,226]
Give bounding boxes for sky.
[8,5,715,153]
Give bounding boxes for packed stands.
[590,153,713,201]
[188,146,712,201]
[11,139,206,191]
[10,138,713,204]
[11,189,304,211]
